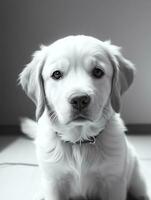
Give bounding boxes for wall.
[1,0,151,125]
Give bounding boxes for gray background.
[1,0,151,125]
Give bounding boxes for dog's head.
[19,35,135,128]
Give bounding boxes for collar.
[56,130,103,145]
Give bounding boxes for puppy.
[19,35,150,200]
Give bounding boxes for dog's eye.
[51,70,63,80]
[92,67,105,79]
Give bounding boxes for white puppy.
[19,35,150,200]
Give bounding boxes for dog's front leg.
[42,178,69,200]
[106,177,127,200]
[42,180,62,200]
[128,159,150,200]
[42,179,59,200]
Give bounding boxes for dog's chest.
[67,135,126,175]
[61,139,126,198]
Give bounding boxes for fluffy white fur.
[19,35,150,200]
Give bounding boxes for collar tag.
[75,136,96,145]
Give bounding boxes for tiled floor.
[0,135,151,200]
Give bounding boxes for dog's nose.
[70,95,91,110]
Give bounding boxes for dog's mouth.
[74,116,88,122]
[66,114,92,125]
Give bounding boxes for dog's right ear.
[19,46,47,120]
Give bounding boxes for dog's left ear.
[104,41,136,113]
[19,46,47,120]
